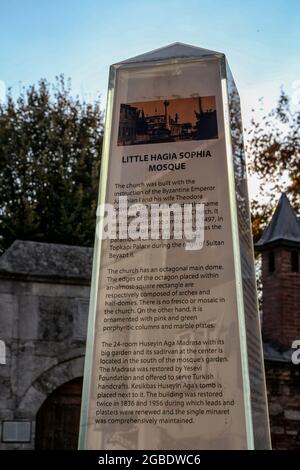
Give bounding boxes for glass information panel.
[79,43,271,450]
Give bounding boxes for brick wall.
[262,248,300,348]
[265,361,300,449]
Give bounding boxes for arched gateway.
[35,377,83,450]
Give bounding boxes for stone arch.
[17,355,85,418]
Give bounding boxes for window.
[291,251,299,272]
[268,251,275,273]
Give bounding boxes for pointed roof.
[115,42,222,65]
[0,240,93,282]
[255,193,300,251]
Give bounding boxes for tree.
[0,76,103,253]
[247,91,300,241]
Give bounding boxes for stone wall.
[0,241,92,449]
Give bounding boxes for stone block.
[0,294,16,339]
[284,409,300,420]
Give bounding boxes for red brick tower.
[255,194,300,348]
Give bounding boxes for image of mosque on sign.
[117,96,218,146]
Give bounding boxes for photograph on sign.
[117,96,218,146]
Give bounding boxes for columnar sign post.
[79,43,271,450]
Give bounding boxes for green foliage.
[0,76,103,253]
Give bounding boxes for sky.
[1,0,300,197]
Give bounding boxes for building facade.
[0,194,300,449]
[256,194,300,449]
[0,241,92,449]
